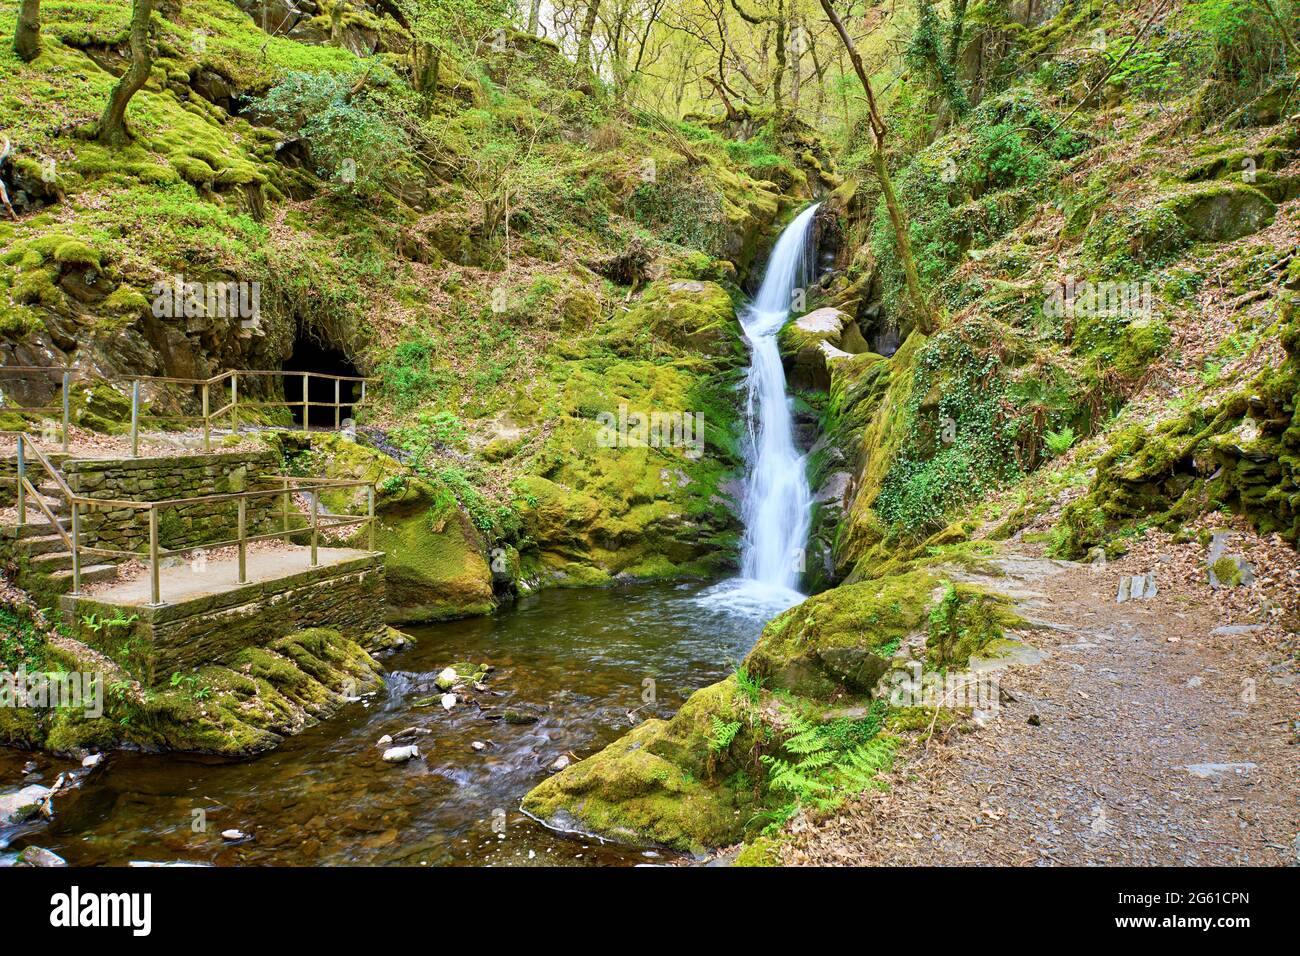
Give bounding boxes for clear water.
[1,583,765,867]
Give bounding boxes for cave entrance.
[282,333,360,430]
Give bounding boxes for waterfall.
[705,203,819,618]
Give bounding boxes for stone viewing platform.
[61,547,385,685]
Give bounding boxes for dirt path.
[779,542,1300,866]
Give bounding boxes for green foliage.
[1044,425,1077,457]
[757,705,896,832]
[376,336,448,412]
[709,715,742,754]
[876,329,1021,534]
[247,66,415,197]
[734,664,764,705]
[0,605,46,671]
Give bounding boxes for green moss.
[521,676,759,852]
[745,570,939,698]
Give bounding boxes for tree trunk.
[771,0,786,122]
[575,0,601,72]
[527,0,542,35]
[98,0,154,147]
[818,0,936,333]
[413,41,439,115]
[790,14,801,107]
[14,0,40,62]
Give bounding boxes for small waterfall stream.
[706,203,819,617]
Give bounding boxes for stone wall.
[64,451,281,555]
[62,553,386,685]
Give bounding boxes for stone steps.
[48,563,118,591]
[1,517,70,540]
[31,551,74,572]
[11,533,69,556]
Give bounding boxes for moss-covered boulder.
[26,628,384,756]
[779,306,856,390]
[276,433,497,624]
[370,479,496,623]
[605,279,743,363]
[745,571,939,698]
[521,677,758,852]
[511,281,746,587]
[1165,183,1277,243]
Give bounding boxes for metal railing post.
[148,506,161,605]
[237,497,247,584]
[130,380,140,458]
[367,485,375,552]
[202,382,211,453]
[282,483,290,537]
[301,372,309,434]
[15,434,26,528]
[61,371,70,452]
[359,380,366,416]
[69,501,81,596]
[230,373,239,433]
[334,378,341,430]
[310,490,319,567]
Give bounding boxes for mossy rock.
[745,570,940,698]
[371,479,495,624]
[606,279,742,362]
[521,677,758,852]
[1165,183,1276,243]
[40,628,384,756]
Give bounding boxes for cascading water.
[705,203,820,617]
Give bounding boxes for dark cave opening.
[282,333,360,429]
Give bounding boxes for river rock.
[440,693,458,711]
[16,846,66,867]
[382,745,421,763]
[502,703,547,725]
[393,726,432,741]
[471,741,487,752]
[81,753,104,770]
[377,734,393,747]
[0,784,53,824]
[220,829,248,841]
[435,667,459,691]
[550,755,571,773]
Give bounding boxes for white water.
[704,203,819,619]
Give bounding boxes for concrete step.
[48,564,117,591]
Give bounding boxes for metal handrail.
[5,432,378,606]
[1,366,375,454]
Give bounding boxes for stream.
[2,583,768,866]
[1,205,820,867]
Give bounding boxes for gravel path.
[779,549,1299,866]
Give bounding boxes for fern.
[835,738,897,794]
[709,716,742,754]
[758,707,897,829]
[1044,425,1077,457]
